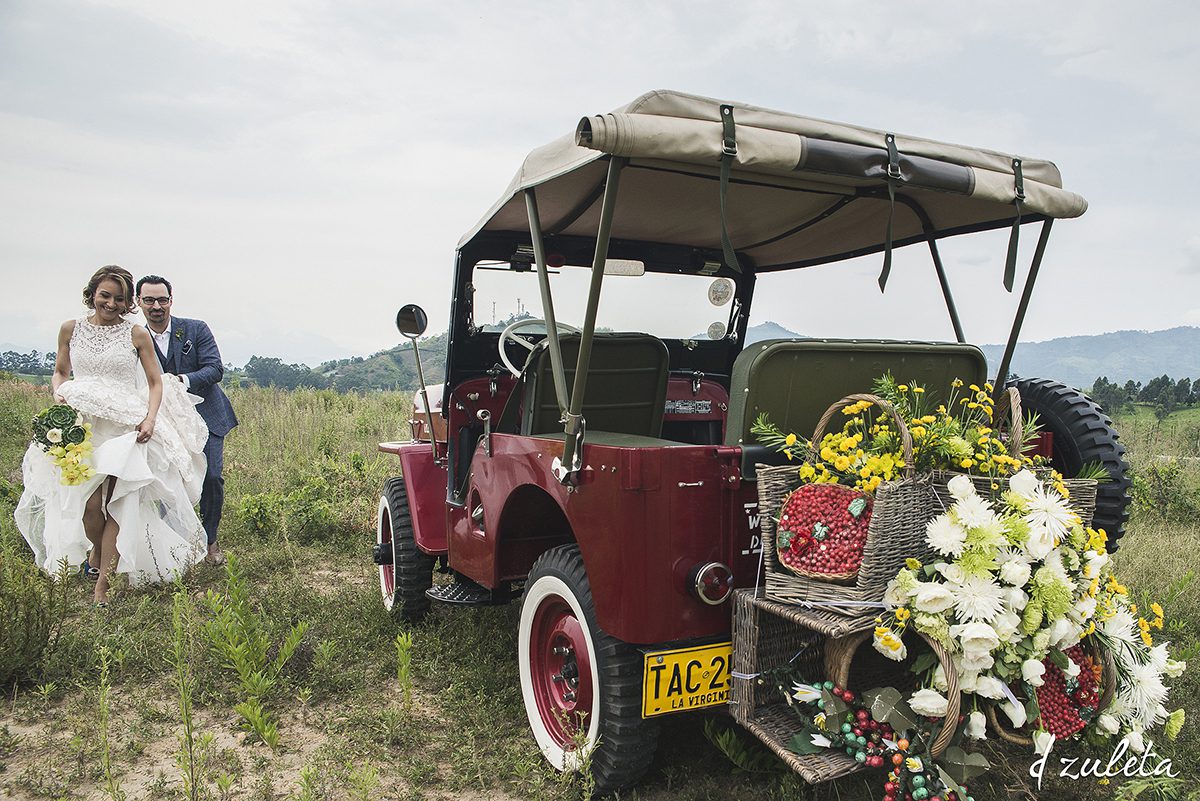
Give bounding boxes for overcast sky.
[3,0,1198,366]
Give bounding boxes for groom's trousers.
[199,432,225,545]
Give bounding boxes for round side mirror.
[396,304,428,339]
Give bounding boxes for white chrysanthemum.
[1122,661,1170,728]
[954,575,1006,622]
[954,495,997,530]
[997,545,1032,567]
[1102,609,1140,648]
[1042,550,1071,584]
[1072,596,1097,624]
[1024,484,1075,541]
[1148,644,1170,673]
[926,515,967,557]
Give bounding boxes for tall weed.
[0,542,69,688]
[202,554,308,745]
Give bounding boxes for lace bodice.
[71,316,138,385]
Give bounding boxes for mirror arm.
[525,188,569,415]
[409,336,440,464]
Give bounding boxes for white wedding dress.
[15,316,210,586]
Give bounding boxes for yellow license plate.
[642,642,732,718]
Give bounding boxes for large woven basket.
[930,385,1099,522]
[985,639,1116,746]
[731,590,960,783]
[760,394,938,613]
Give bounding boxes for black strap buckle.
[885,133,901,180]
[720,104,737,157]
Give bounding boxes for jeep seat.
[523,334,670,439]
[725,339,989,472]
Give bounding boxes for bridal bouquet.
[32,403,95,486]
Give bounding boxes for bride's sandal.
[79,560,100,581]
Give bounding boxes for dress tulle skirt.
[14,379,209,587]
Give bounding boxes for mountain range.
[323,323,1200,392]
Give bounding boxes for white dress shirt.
[149,321,190,388]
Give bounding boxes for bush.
[237,452,383,545]
[0,543,69,688]
[1130,459,1200,522]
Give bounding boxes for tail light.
[688,562,733,606]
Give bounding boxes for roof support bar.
[993,219,1053,394]
[555,156,627,483]
[524,189,569,415]
[926,237,966,343]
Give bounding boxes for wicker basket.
[731,590,961,783]
[761,394,939,613]
[930,386,1099,522]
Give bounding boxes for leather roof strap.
[1004,157,1025,292]
[718,103,742,273]
[877,132,901,292]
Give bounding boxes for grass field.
[0,380,1197,800]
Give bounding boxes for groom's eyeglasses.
[140,297,172,307]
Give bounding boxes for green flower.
[44,404,76,429]
[1031,566,1073,621]
[912,612,951,647]
[959,549,999,577]
[1001,514,1029,547]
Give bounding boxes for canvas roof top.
[459,90,1087,270]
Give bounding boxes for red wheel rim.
[378,501,395,602]
[529,594,595,748]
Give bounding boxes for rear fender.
[495,484,575,582]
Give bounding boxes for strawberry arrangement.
[1034,644,1100,740]
[776,484,873,578]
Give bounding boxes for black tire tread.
[383,477,435,623]
[525,544,660,794]
[1008,378,1133,549]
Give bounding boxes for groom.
[136,274,238,565]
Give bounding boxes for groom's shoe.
[204,545,226,567]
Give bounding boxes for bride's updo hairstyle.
[83,265,138,315]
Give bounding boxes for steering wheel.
[498,318,582,377]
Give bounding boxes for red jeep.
[372,90,1130,791]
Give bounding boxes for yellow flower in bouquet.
[32,404,95,486]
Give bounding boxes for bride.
[15,265,210,605]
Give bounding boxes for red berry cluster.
[1034,645,1100,739]
[777,484,872,576]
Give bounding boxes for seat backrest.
[523,334,670,438]
[724,339,989,446]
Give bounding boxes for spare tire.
[1007,378,1132,550]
